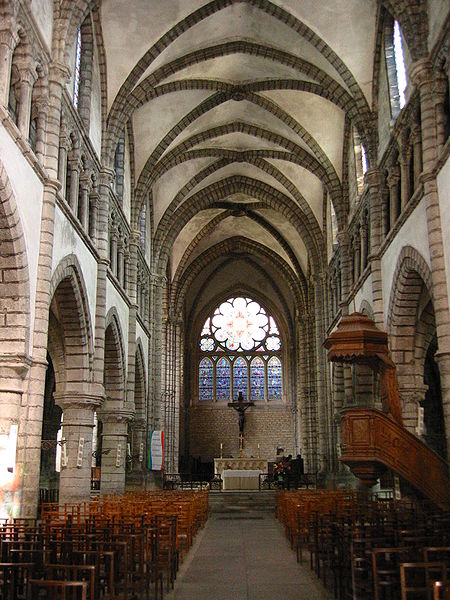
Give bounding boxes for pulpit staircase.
[325,313,450,511]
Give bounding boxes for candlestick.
[220,442,223,458]
[258,443,260,458]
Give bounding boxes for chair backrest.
[27,579,87,600]
[400,561,447,600]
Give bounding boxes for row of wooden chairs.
[0,490,209,599]
[276,490,450,600]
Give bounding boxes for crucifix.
[228,391,254,455]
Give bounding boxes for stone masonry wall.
[189,405,294,463]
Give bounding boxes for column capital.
[53,391,103,412]
[151,273,167,286]
[99,167,115,188]
[363,168,380,189]
[48,61,71,86]
[97,409,135,424]
[410,58,433,89]
[0,26,19,47]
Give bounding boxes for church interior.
[0,0,449,598]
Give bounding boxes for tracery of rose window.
[198,297,282,402]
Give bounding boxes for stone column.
[411,59,450,464]
[313,272,330,474]
[150,274,166,429]
[117,238,124,287]
[124,231,140,457]
[16,66,37,138]
[54,392,99,505]
[411,125,422,191]
[365,169,385,326]
[0,28,19,107]
[92,169,114,391]
[68,153,80,214]
[398,149,411,211]
[387,166,400,230]
[381,184,390,237]
[19,62,69,517]
[98,410,133,495]
[78,173,90,231]
[89,192,98,242]
[360,220,368,273]
[109,227,118,277]
[353,235,361,282]
[433,69,447,154]
[57,121,69,194]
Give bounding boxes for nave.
[165,492,331,600]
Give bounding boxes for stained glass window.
[197,297,282,402]
[73,28,82,109]
[233,357,248,400]
[211,297,269,351]
[268,357,282,400]
[216,357,231,401]
[393,20,407,109]
[250,357,265,401]
[199,358,213,401]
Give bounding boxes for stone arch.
[153,176,324,274]
[105,0,371,162]
[103,308,126,411]
[49,254,94,384]
[173,237,305,322]
[387,246,435,432]
[0,160,30,361]
[359,299,375,320]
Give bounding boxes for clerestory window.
[73,28,82,109]
[198,297,283,402]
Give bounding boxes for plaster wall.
[30,0,53,53]
[437,155,450,305]
[52,205,98,331]
[105,278,129,369]
[381,197,431,326]
[89,40,102,158]
[355,273,374,314]
[0,125,43,356]
[136,321,149,379]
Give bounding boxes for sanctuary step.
[209,490,276,515]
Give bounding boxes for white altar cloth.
[222,469,263,490]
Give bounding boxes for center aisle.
[165,507,333,600]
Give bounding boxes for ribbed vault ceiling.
[100,0,378,318]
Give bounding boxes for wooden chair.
[44,565,96,600]
[372,547,417,600]
[0,562,35,600]
[27,579,88,600]
[400,561,447,600]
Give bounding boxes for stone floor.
[165,512,333,600]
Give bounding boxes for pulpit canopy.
[324,312,389,365]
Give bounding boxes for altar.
[214,457,267,476]
[222,469,263,490]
